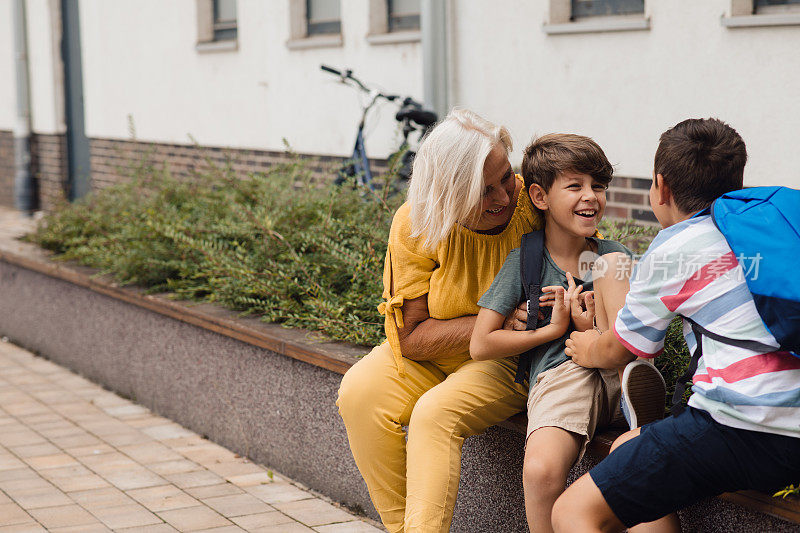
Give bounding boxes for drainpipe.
[421,0,449,119]
[12,0,35,213]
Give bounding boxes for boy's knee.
[609,428,640,454]
[523,455,565,496]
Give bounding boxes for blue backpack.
[672,186,800,412]
[710,186,800,353]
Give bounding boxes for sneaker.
[621,360,667,429]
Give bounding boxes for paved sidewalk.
[0,340,381,532]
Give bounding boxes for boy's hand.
[543,285,569,333]
[565,271,595,331]
[565,329,601,367]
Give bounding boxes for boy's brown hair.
[521,133,613,192]
[654,118,747,214]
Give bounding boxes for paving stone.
[68,487,137,509]
[185,483,245,500]
[157,505,232,531]
[142,424,196,441]
[179,445,238,466]
[8,443,60,458]
[273,499,358,527]
[62,443,115,457]
[149,459,203,476]
[7,486,73,509]
[88,503,164,529]
[192,526,246,533]
[126,484,200,512]
[23,454,79,470]
[102,467,166,491]
[314,521,384,533]
[27,504,98,528]
[164,470,226,489]
[0,523,48,533]
[115,524,178,533]
[245,483,314,504]
[252,523,316,533]
[46,472,110,492]
[230,510,297,529]
[0,455,27,471]
[48,524,111,533]
[206,461,265,479]
[201,493,274,517]
[0,502,33,526]
[119,442,183,464]
[0,432,46,447]
[226,472,276,487]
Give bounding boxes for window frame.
[724,0,800,27]
[544,0,650,35]
[366,0,421,45]
[196,0,238,53]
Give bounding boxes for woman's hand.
[502,302,544,331]
[566,272,595,332]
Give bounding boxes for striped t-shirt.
[613,215,800,438]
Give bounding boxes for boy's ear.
[528,184,549,211]
[655,174,672,206]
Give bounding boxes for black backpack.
[515,230,546,384]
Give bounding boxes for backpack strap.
[515,230,545,384]
[670,318,777,415]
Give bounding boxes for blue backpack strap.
[516,230,545,384]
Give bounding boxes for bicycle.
[320,64,437,195]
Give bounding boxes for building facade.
[1,0,799,219]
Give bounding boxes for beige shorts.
[526,360,621,461]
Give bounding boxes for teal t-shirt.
[477,237,633,388]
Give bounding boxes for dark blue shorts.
[590,407,800,528]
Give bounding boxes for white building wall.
[26,0,64,134]
[0,0,18,131]
[78,0,423,159]
[451,0,800,187]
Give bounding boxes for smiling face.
[461,144,517,232]
[530,171,607,238]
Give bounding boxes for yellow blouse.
[378,177,543,374]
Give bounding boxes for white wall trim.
[195,40,238,53]
[722,12,800,27]
[544,17,650,35]
[366,30,420,45]
[286,35,343,50]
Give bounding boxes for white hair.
[407,108,513,250]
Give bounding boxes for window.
[725,0,800,26]
[388,0,420,31]
[545,0,649,34]
[570,0,644,19]
[754,0,800,11]
[213,0,237,41]
[307,0,341,35]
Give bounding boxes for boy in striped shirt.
[551,118,800,532]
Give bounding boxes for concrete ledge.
[544,17,650,35]
[0,238,797,531]
[722,13,800,28]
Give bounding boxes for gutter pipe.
[12,0,36,213]
[421,0,449,119]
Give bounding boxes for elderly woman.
[337,109,542,533]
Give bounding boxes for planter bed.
[0,237,796,532]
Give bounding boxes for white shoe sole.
[621,360,667,429]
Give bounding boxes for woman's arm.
[397,295,476,361]
[397,295,529,361]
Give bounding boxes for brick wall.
[0,130,15,208]
[30,133,68,210]
[0,132,653,221]
[605,176,657,225]
[89,137,390,191]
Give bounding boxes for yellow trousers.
[337,343,528,533]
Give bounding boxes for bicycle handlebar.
[320,64,399,101]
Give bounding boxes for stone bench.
[0,239,796,532]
